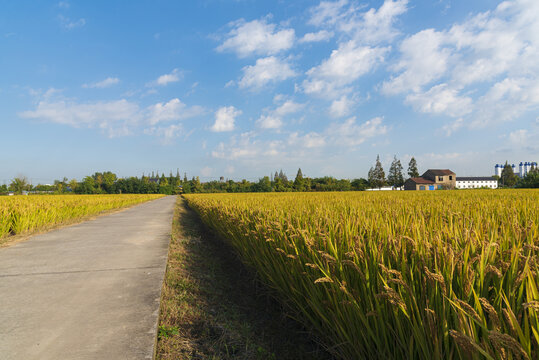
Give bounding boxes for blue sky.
[1,0,538,184]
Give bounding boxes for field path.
[0,195,176,360]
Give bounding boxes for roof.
[423,169,455,176]
[456,177,496,181]
[407,177,435,184]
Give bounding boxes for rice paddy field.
[0,194,164,240]
[185,190,539,360]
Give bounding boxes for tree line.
[1,157,537,195]
[497,161,539,188]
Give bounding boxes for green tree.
[387,156,405,187]
[102,172,117,193]
[238,179,251,192]
[278,169,288,183]
[294,168,305,191]
[68,179,78,192]
[351,178,369,191]
[160,173,167,185]
[256,176,272,192]
[192,176,202,193]
[368,155,386,189]
[516,167,539,188]
[273,177,286,192]
[407,157,419,178]
[76,176,96,194]
[54,177,67,194]
[500,161,518,187]
[9,176,30,194]
[159,174,171,194]
[303,177,312,191]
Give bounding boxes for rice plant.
[0,194,164,239]
[184,190,539,360]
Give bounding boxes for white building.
[494,164,515,177]
[456,177,498,189]
[366,186,402,191]
[495,162,537,178]
[518,162,538,178]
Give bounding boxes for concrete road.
[0,195,176,360]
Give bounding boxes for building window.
[438,176,443,181]
[419,186,425,190]
[449,176,453,180]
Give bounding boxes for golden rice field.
[185,190,539,360]
[0,194,164,239]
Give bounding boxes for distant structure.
[518,161,537,178]
[366,186,401,191]
[456,177,498,189]
[495,162,537,178]
[404,169,456,191]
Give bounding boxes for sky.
[1,0,538,184]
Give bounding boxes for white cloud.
[212,132,263,159]
[418,152,468,165]
[256,100,304,130]
[217,18,295,58]
[257,115,282,129]
[211,106,242,132]
[274,100,304,116]
[19,91,204,140]
[303,41,388,97]
[300,1,408,101]
[82,77,120,89]
[505,124,538,151]
[351,0,408,44]
[308,0,349,27]
[383,0,539,132]
[382,29,449,95]
[441,118,465,136]
[151,69,182,86]
[288,132,326,148]
[508,129,529,146]
[211,132,289,161]
[299,30,334,43]
[238,56,296,90]
[58,14,85,30]
[309,42,386,83]
[144,124,184,144]
[470,77,539,128]
[146,98,204,125]
[405,84,472,117]
[209,116,388,168]
[19,98,140,137]
[308,0,408,44]
[329,95,354,117]
[327,116,388,146]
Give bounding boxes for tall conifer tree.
[388,156,405,187]
[407,157,419,178]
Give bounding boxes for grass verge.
[156,197,333,360]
